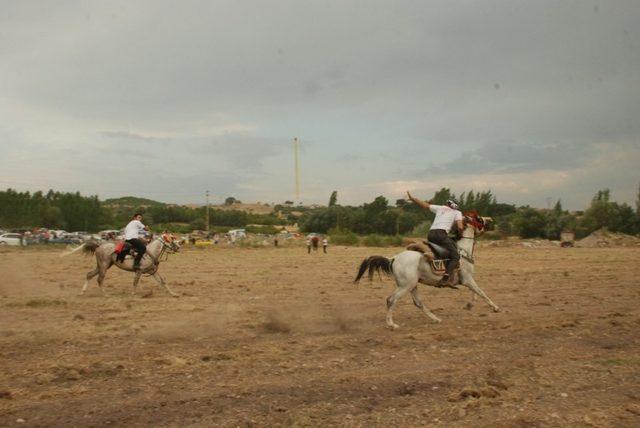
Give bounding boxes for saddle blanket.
[114,241,126,254]
[405,242,457,275]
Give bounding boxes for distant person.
[274,235,279,247]
[306,238,311,254]
[322,238,328,253]
[407,191,463,288]
[123,213,149,271]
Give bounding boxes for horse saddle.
[424,240,450,259]
[114,242,136,262]
[405,240,458,275]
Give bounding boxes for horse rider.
[406,191,463,287]
[124,213,149,271]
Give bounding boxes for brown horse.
[65,234,181,297]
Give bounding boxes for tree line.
[0,189,285,232]
[1,187,639,239]
[299,187,640,239]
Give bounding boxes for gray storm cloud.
[0,0,638,208]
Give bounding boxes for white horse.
[354,212,499,329]
[64,234,181,297]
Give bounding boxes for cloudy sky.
[1,0,638,209]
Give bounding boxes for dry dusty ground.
[0,244,639,427]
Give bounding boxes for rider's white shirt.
[429,205,463,232]
[124,220,145,240]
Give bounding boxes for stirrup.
[436,275,458,289]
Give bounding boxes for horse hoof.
[387,323,400,330]
[171,293,180,298]
[464,302,473,310]
[432,317,442,324]
[492,306,500,313]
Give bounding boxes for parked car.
[49,230,68,239]
[49,235,83,244]
[227,229,247,241]
[69,231,92,241]
[0,233,24,246]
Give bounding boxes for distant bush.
[410,221,432,237]
[382,235,404,246]
[361,234,384,247]
[329,230,359,246]
[245,225,279,234]
[154,223,192,234]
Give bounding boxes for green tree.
[42,206,64,229]
[328,191,338,207]
[224,196,239,205]
[511,207,547,238]
[431,188,454,205]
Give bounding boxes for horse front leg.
[461,273,499,312]
[152,272,179,297]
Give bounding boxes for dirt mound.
[575,229,640,248]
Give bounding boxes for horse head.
[463,210,489,234]
[161,233,181,252]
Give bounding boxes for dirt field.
[1,244,639,427]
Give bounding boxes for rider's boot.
[436,272,458,289]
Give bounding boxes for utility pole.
[293,138,300,202]
[205,190,210,233]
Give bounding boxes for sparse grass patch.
[598,358,640,366]
[361,234,403,247]
[24,298,67,308]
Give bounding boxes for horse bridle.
[458,215,485,263]
[151,236,179,266]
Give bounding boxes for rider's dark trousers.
[427,229,459,276]
[126,238,146,267]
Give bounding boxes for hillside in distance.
[103,196,168,207]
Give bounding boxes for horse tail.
[60,240,101,257]
[81,240,101,255]
[354,256,394,283]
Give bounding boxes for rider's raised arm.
[406,191,430,210]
